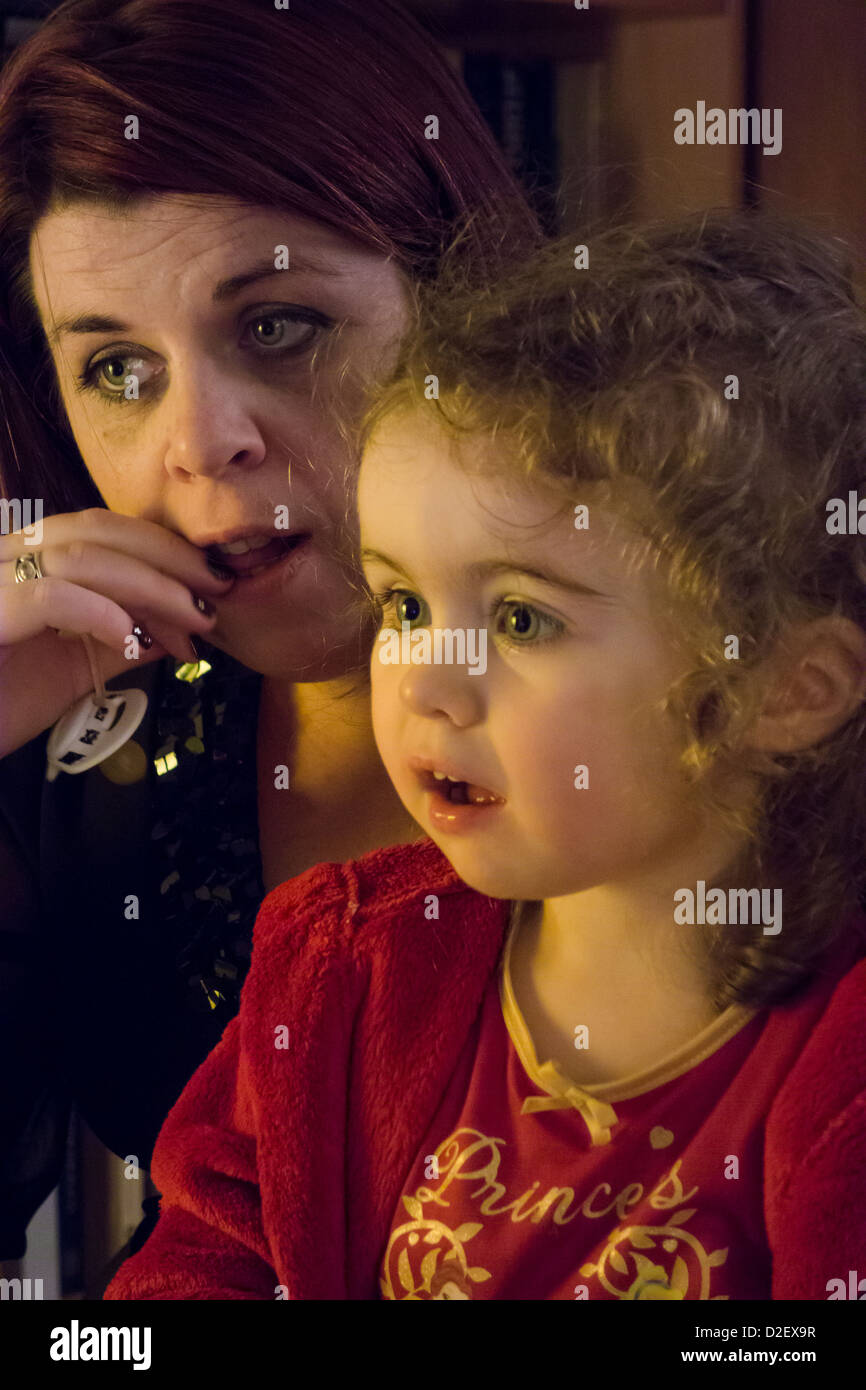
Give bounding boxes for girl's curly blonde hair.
[358,209,866,1010]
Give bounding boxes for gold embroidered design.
[579,1220,729,1300]
[380,1131,729,1300]
[577,1158,729,1299]
[379,1213,490,1300]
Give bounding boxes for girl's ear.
[744,616,866,755]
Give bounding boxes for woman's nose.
[161,367,267,481]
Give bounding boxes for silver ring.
[14,551,45,583]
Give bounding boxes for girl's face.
[359,411,726,902]
[29,195,410,680]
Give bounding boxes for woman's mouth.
[205,532,309,578]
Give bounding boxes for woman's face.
[28,195,410,680]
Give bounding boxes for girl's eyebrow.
[467,558,612,600]
[47,256,341,346]
[360,548,612,600]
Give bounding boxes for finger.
[0,507,235,595]
[0,575,136,653]
[95,629,192,678]
[0,585,196,677]
[2,542,222,637]
[22,623,203,670]
[122,617,201,665]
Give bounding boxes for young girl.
[105,210,866,1301]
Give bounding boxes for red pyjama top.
[381,913,792,1300]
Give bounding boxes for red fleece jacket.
[104,839,866,1301]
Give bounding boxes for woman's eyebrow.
[211,254,342,301]
[47,255,342,345]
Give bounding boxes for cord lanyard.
[45,634,147,781]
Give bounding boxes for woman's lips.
[206,534,306,576]
[214,534,313,603]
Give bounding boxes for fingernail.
[131,623,153,650]
[206,559,235,581]
[192,595,215,617]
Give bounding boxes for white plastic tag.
[45,688,148,782]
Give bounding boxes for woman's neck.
[255,671,422,891]
[261,667,370,715]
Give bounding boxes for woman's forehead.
[27,193,400,329]
[31,194,369,273]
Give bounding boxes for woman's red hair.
[0,0,539,510]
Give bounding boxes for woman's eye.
[99,357,127,386]
[243,308,328,354]
[495,600,562,645]
[79,354,157,403]
[77,306,332,406]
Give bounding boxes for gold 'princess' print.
[379,1127,729,1300]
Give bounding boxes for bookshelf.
[411,0,746,229]
[410,0,865,258]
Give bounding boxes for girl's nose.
[162,369,267,481]
[398,660,485,728]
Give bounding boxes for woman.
[0,0,539,1275]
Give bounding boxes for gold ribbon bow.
[521,1060,619,1146]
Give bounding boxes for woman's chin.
[208,614,373,683]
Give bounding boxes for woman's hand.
[0,508,234,759]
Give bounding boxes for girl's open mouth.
[412,765,505,833]
[418,768,503,806]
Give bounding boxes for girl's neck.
[509,896,730,1089]
[527,828,756,1016]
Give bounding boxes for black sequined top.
[0,645,267,1258]
[150,647,264,1019]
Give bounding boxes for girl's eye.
[371,591,563,647]
[495,600,563,646]
[374,589,430,629]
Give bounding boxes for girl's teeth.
[467,787,499,805]
[421,761,504,805]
